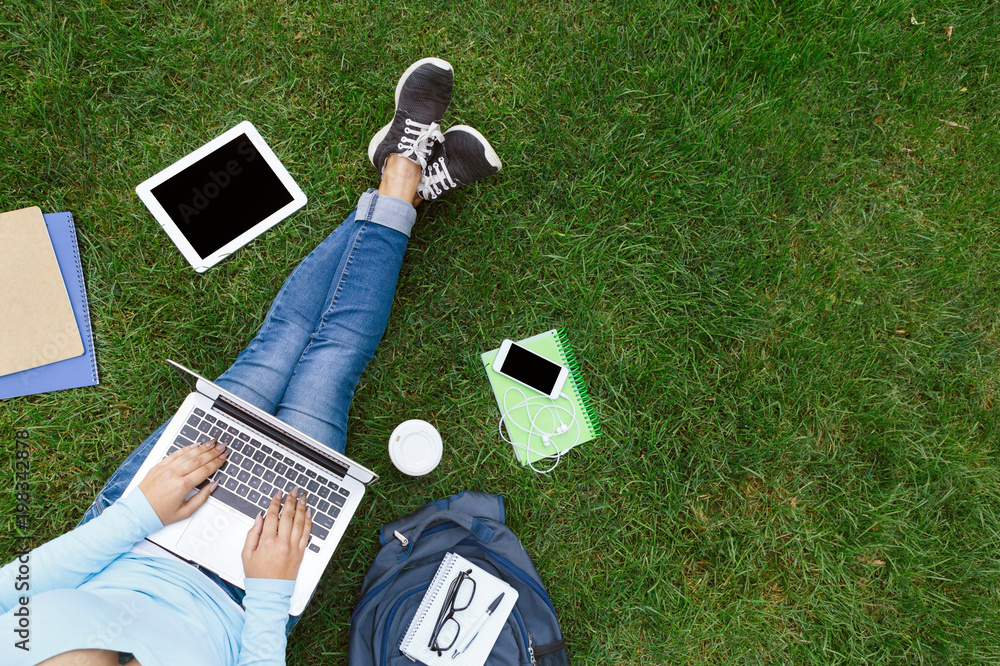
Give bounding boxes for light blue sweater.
[0,488,295,665]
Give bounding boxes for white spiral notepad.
[399,552,518,666]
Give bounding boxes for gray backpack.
[348,491,569,666]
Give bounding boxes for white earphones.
[497,386,581,474]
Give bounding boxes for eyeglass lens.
[429,572,477,653]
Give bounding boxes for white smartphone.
[492,339,569,400]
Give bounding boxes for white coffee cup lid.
[388,419,443,476]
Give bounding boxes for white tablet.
[136,121,307,272]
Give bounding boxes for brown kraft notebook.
[0,206,84,377]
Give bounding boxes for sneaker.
[368,57,453,173]
[417,125,502,201]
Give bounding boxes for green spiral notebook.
[481,329,600,465]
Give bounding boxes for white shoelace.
[397,118,444,168]
[418,156,457,200]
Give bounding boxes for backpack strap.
[395,510,495,563]
[379,491,505,546]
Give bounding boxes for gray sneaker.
[367,57,453,172]
[417,125,502,201]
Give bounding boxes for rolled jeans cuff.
[356,188,416,237]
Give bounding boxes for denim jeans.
[78,189,415,634]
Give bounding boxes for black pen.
[451,593,505,659]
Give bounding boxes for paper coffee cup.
[388,419,443,476]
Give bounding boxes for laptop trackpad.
[176,505,253,580]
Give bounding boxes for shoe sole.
[368,57,454,167]
[446,124,503,171]
[368,122,391,166]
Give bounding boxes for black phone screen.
[499,343,563,394]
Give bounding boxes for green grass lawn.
[3,0,1000,662]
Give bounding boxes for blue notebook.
[0,212,99,400]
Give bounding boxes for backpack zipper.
[510,605,531,659]
[354,524,459,621]
[380,585,427,666]
[482,547,558,615]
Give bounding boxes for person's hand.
[242,488,312,581]
[137,438,227,525]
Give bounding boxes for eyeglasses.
[428,569,477,655]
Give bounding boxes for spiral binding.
[399,553,460,653]
[553,328,601,437]
[66,214,99,383]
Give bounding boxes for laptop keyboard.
[167,407,351,553]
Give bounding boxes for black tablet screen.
[150,134,294,258]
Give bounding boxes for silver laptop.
[121,360,378,615]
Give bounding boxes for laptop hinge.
[212,396,350,480]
